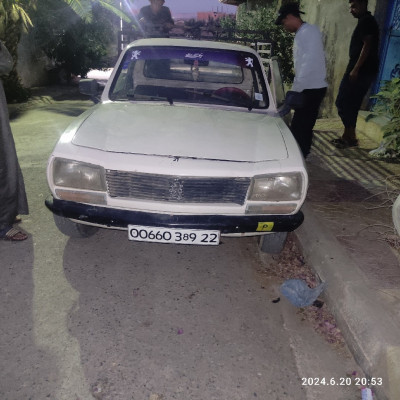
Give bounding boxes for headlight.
[52,158,106,191]
[248,173,303,202]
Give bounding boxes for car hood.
[72,103,288,162]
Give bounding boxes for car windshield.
[109,46,269,109]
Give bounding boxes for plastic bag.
[280,279,326,307]
[0,41,14,75]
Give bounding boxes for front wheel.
[259,232,288,254]
[53,214,98,238]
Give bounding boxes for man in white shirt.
[276,2,327,158]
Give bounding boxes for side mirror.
[79,79,100,103]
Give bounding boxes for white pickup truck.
[45,38,307,253]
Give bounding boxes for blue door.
[376,0,400,86]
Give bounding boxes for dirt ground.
[257,234,346,348]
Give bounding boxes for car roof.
[126,38,260,56]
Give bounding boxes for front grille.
[106,170,250,205]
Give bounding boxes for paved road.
[1,92,362,400]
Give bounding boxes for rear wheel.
[53,214,98,238]
[259,232,288,254]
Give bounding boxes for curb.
[295,202,400,400]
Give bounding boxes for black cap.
[275,2,305,25]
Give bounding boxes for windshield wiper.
[127,92,173,105]
[184,89,253,110]
[211,93,253,111]
[184,89,213,98]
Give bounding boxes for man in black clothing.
[333,0,379,149]
[138,0,174,38]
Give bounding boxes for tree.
[0,0,131,102]
[64,0,131,23]
[184,19,206,39]
[33,1,118,81]
[1,1,35,101]
[220,3,294,84]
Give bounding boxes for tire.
[259,232,288,254]
[53,214,98,238]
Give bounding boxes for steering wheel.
[212,87,251,105]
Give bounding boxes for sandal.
[330,137,358,149]
[0,227,28,241]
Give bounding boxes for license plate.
[128,225,220,245]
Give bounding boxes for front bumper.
[45,197,304,234]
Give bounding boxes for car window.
[109,46,269,109]
[144,59,244,84]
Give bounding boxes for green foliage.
[33,0,118,79]
[220,4,294,83]
[0,0,34,35]
[57,0,131,23]
[0,0,35,102]
[2,70,31,103]
[1,0,126,101]
[219,15,236,30]
[184,19,205,39]
[369,78,400,160]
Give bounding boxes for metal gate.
[377,0,400,85]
